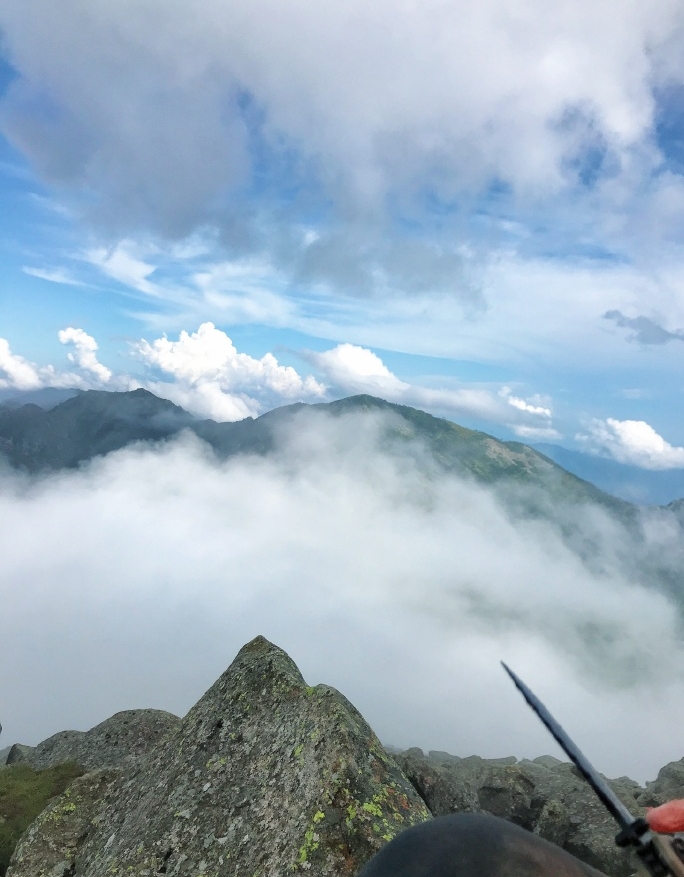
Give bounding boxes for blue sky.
[2,0,684,465]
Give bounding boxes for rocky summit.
[6,636,430,876]
[5,637,684,877]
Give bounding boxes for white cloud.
[1,417,683,782]
[500,387,552,418]
[190,260,294,326]
[86,244,158,295]
[22,266,85,285]
[142,380,259,422]
[310,343,403,394]
[2,0,681,209]
[0,337,93,391]
[58,327,112,383]
[579,418,684,469]
[0,326,328,422]
[310,343,558,436]
[511,424,562,441]
[1,0,683,302]
[132,322,325,421]
[0,338,44,390]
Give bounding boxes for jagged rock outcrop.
[7,636,430,876]
[6,640,684,877]
[0,743,15,766]
[4,709,180,771]
[395,750,644,877]
[639,757,684,807]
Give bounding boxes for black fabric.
[357,813,604,877]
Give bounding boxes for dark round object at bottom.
[357,813,607,877]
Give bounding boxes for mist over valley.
[2,389,683,785]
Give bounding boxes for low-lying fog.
[2,410,683,784]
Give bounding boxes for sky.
[1,1,684,463]
[3,2,684,784]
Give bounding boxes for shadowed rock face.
[395,751,645,877]
[7,636,430,877]
[358,813,608,877]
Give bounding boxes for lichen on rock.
[7,635,429,876]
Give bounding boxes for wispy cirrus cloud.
[22,266,86,286]
[86,244,159,296]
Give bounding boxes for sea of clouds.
[2,410,684,784]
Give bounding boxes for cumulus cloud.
[1,0,683,295]
[132,322,325,420]
[603,310,684,344]
[0,337,86,391]
[309,343,403,395]
[0,326,327,420]
[0,338,43,390]
[310,343,559,437]
[0,330,115,392]
[1,414,683,782]
[58,327,112,383]
[578,418,684,469]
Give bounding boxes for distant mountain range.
[0,388,631,511]
[2,387,678,507]
[533,443,684,507]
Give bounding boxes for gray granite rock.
[7,636,430,877]
[638,758,684,808]
[4,744,34,766]
[395,750,643,877]
[19,708,180,771]
[0,744,12,767]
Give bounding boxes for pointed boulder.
[8,636,430,876]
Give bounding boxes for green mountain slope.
[0,389,637,520]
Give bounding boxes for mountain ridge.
[0,388,639,516]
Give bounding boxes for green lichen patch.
[0,762,85,876]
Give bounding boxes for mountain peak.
[8,637,429,876]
